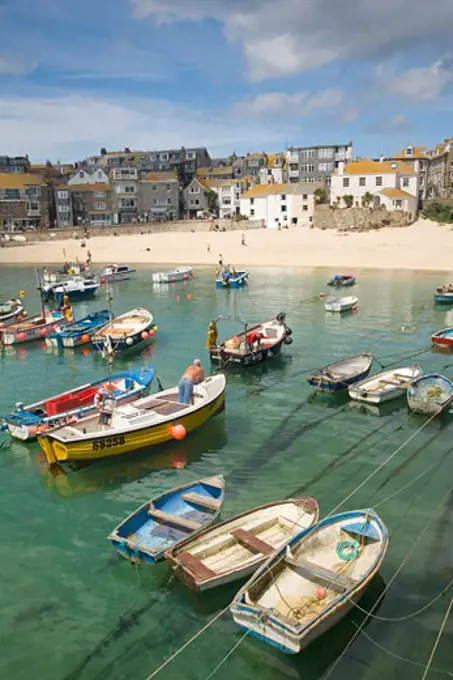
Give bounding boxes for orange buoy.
[171,423,186,440]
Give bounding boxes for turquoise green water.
[0,266,452,680]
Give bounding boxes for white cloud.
[132,0,453,80]
[0,93,304,162]
[0,54,34,75]
[366,113,410,135]
[384,57,453,102]
[232,88,344,116]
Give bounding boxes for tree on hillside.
[342,194,354,208]
[314,186,329,205]
[361,192,374,208]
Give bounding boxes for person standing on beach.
[207,243,211,253]
[241,233,247,246]
[218,253,223,266]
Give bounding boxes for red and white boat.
[431,327,453,348]
[1,311,63,345]
[0,298,26,328]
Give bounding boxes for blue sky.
[1,0,453,162]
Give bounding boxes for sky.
[1,0,453,162]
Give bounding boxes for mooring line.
[421,597,453,680]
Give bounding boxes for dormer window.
[405,147,413,157]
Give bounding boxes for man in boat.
[206,320,218,350]
[246,329,263,351]
[178,359,204,405]
[95,386,115,428]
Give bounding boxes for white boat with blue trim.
[230,509,388,654]
[348,365,422,404]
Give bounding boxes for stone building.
[183,178,218,218]
[139,171,180,220]
[0,173,51,230]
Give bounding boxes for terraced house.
[70,183,114,226]
[139,171,180,221]
[0,173,52,230]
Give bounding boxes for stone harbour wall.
[313,206,413,231]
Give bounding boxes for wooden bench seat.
[178,552,216,579]
[231,528,274,555]
[285,555,357,591]
[147,508,202,531]
[182,492,221,511]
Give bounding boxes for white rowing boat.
[152,267,193,284]
[348,365,422,404]
[324,295,359,313]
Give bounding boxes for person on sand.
[178,359,204,405]
[218,253,223,267]
[241,233,247,246]
[207,243,211,253]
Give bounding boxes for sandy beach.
[1,218,453,273]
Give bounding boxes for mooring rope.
[351,622,453,677]
[202,626,254,680]
[421,596,453,680]
[321,479,453,679]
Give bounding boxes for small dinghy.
[431,327,453,348]
[407,374,453,416]
[42,276,99,303]
[100,264,136,283]
[0,298,26,326]
[308,353,373,392]
[38,375,226,466]
[348,365,422,404]
[165,498,318,591]
[324,295,359,313]
[2,367,155,441]
[108,476,225,564]
[209,313,293,368]
[215,271,249,289]
[1,310,63,345]
[152,267,193,284]
[230,508,388,655]
[327,274,356,287]
[92,307,157,356]
[46,310,113,349]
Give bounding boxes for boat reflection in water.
[41,413,227,498]
[347,397,407,418]
[306,390,350,410]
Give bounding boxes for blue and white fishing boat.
[307,353,373,392]
[42,276,99,303]
[46,309,113,349]
[230,508,388,655]
[433,290,453,305]
[108,475,225,564]
[348,365,422,404]
[1,367,155,441]
[216,271,249,289]
[407,374,453,416]
[100,264,136,283]
[92,307,157,358]
[327,274,356,287]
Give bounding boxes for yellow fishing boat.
[38,375,226,466]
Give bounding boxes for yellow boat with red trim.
[38,375,226,466]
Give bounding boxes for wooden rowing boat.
[431,327,453,348]
[407,374,453,416]
[324,295,359,313]
[348,365,422,404]
[164,497,319,591]
[307,354,373,392]
[37,374,226,466]
[92,307,156,355]
[108,476,225,564]
[230,508,388,654]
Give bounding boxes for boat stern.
[38,435,69,466]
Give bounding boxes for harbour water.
[0,265,452,680]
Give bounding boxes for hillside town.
[1,139,452,232]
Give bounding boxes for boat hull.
[308,368,371,392]
[407,374,453,416]
[432,328,453,347]
[210,339,284,368]
[38,390,225,465]
[348,366,422,404]
[327,276,356,287]
[152,268,193,283]
[434,294,453,305]
[1,315,63,345]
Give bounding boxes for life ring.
[336,539,359,561]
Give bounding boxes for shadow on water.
[347,396,408,419]
[41,414,227,498]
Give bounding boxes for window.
[152,185,157,191]
[59,205,69,213]
[289,163,299,172]
[300,149,315,159]
[186,152,195,160]
[160,153,169,161]
[221,186,230,193]
[376,176,383,187]
[359,177,366,186]
[153,198,158,205]
[235,193,240,200]
[303,194,308,200]
[124,186,135,193]
[318,163,327,172]
[281,194,286,200]
[58,190,68,199]
[167,184,172,191]
[303,205,308,211]
[28,201,40,211]
[250,209,255,217]
[223,198,231,205]
[250,198,255,205]
[343,178,350,188]
[94,191,105,198]
[318,148,333,159]
[281,205,287,212]
[167,198,172,205]
[394,199,403,208]
[5,189,20,199]
[402,177,410,187]
[94,202,106,210]
[78,172,85,178]
[28,186,40,196]
[189,185,200,194]
[189,198,200,206]
[301,164,315,173]
[120,198,136,208]
[326,162,334,172]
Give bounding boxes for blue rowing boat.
[407,374,453,416]
[307,353,373,392]
[216,271,249,289]
[1,367,155,441]
[327,274,356,287]
[46,309,113,349]
[108,475,225,564]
